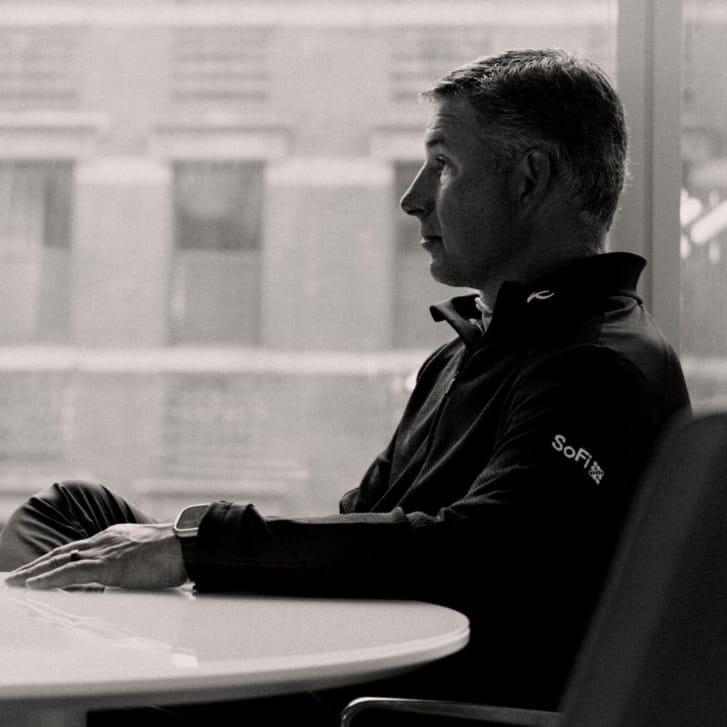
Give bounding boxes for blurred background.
[0,0,722,524]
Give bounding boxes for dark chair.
[342,410,727,727]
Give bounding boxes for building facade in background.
[0,1,723,521]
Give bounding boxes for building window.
[0,371,72,465]
[170,161,264,344]
[132,373,308,522]
[171,26,271,108]
[0,26,81,111]
[0,161,73,342]
[389,27,492,104]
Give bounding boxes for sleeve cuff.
[183,500,297,590]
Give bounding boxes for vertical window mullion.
[614,0,683,348]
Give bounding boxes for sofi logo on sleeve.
[552,434,605,485]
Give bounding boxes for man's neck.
[475,245,605,310]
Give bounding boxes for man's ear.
[515,148,552,213]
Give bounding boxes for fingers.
[22,560,101,590]
[5,542,95,589]
[10,540,91,572]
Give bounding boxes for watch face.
[175,504,209,532]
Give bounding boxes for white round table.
[0,577,469,727]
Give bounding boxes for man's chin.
[428,261,461,288]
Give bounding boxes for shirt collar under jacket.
[429,251,646,351]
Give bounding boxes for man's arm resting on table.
[4,522,188,590]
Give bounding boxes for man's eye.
[434,156,452,174]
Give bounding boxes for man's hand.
[4,523,188,590]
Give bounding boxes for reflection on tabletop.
[1,575,200,670]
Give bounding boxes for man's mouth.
[420,235,442,247]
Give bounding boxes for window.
[170,161,264,344]
[0,26,81,110]
[0,161,73,342]
[388,27,493,105]
[8,1,716,524]
[171,26,271,107]
[680,0,727,407]
[0,371,73,518]
[134,373,307,521]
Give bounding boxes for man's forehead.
[423,99,486,148]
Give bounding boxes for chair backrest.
[561,411,727,727]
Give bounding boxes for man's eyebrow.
[424,132,447,148]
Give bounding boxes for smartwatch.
[173,502,209,540]
[173,503,210,538]
[173,503,209,579]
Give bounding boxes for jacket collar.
[430,252,646,350]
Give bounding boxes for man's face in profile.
[400,97,520,296]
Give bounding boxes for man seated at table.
[1,48,689,719]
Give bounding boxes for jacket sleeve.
[337,430,396,514]
[185,344,671,603]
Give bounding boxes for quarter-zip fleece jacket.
[186,252,690,709]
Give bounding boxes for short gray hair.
[423,48,628,238]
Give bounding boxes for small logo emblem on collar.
[526,289,555,304]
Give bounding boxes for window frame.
[613,0,683,349]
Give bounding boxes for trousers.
[0,481,155,570]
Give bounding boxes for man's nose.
[400,169,432,218]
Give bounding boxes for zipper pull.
[444,371,459,396]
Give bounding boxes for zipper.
[419,351,475,463]
[443,344,482,397]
